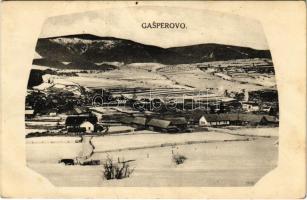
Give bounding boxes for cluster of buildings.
[189,112,278,127]
[119,116,189,133]
[25,80,279,135]
[57,107,278,134]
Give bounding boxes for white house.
[198,115,208,126]
[191,114,230,126]
[242,102,260,112]
[80,121,94,133]
[191,113,234,127]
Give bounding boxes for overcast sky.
[40,6,269,50]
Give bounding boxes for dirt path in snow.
[77,136,95,160]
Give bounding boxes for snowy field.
[26,128,278,187]
[57,60,277,92]
[26,136,81,144]
[159,67,274,92]
[92,131,245,153]
[67,68,187,89]
[26,142,82,163]
[210,127,279,137]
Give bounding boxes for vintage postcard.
[0,1,306,198]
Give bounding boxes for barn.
[189,113,278,127]
[131,116,148,129]
[147,117,188,133]
[189,113,232,126]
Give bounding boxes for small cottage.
[80,121,94,133]
[242,102,260,112]
[189,112,232,127]
[65,115,98,133]
[189,113,276,127]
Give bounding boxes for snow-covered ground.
[30,59,276,93]
[210,127,279,137]
[92,131,245,153]
[107,126,135,133]
[26,128,278,187]
[25,129,47,135]
[25,121,59,127]
[32,73,82,95]
[160,67,273,92]
[71,68,187,89]
[26,136,81,144]
[27,136,277,187]
[26,142,82,163]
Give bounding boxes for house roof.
[80,121,94,126]
[165,117,187,125]
[242,102,259,106]
[203,114,224,122]
[262,115,279,123]
[65,115,97,126]
[217,114,239,121]
[147,118,171,129]
[74,107,89,114]
[119,116,134,124]
[238,114,263,123]
[189,111,278,124]
[67,107,90,115]
[132,117,147,125]
[200,113,264,123]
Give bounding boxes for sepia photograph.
[1,1,306,198]
[24,7,280,187]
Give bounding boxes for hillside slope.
[34,34,272,68]
[168,44,271,62]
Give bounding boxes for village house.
[119,116,134,125]
[235,114,264,125]
[233,114,278,126]
[65,115,98,133]
[189,112,231,126]
[131,116,148,129]
[220,99,242,113]
[189,112,278,127]
[90,107,126,123]
[147,117,188,133]
[80,121,94,133]
[68,107,90,115]
[241,102,260,112]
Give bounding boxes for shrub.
[81,160,100,166]
[103,157,134,180]
[172,153,187,165]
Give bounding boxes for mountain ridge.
[34,34,272,69]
